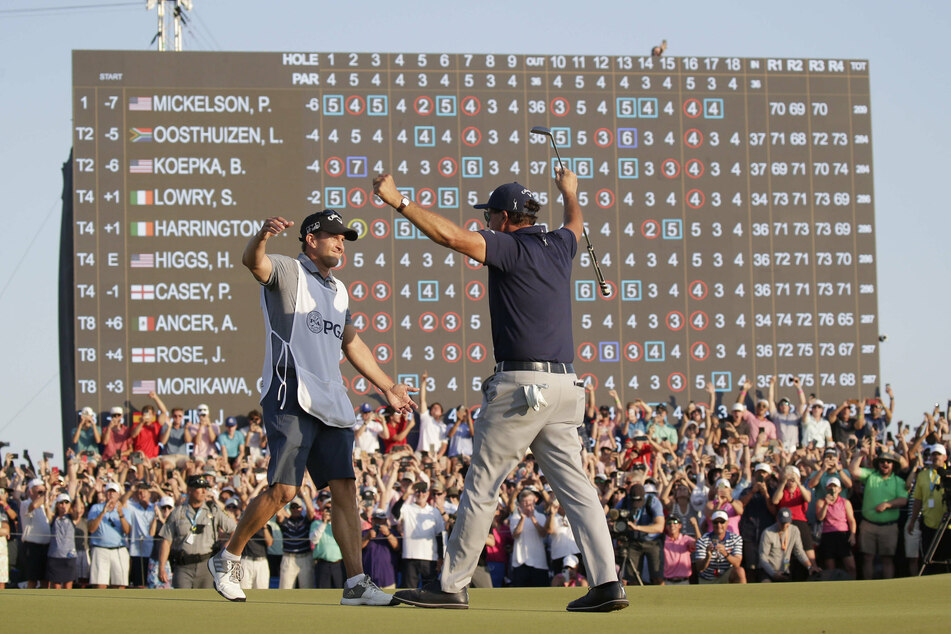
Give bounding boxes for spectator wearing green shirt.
[310,503,344,588]
[70,407,102,457]
[648,405,678,451]
[850,449,907,579]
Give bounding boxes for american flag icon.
[129,159,153,174]
[129,96,152,111]
[130,284,155,300]
[130,253,154,268]
[132,380,156,394]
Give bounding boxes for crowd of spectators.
[1,378,949,590]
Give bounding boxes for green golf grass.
[1,576,949,632]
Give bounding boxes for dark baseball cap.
[473,182,539,215]
[777,507,793,523]
[186,475,211,489]
[300,209,358,241]
[629,483,646,507]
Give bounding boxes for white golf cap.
[754,463,772,473]
[28,478,44,489]
[80,406,95,417]
[826,477,842,488]
[712,510,729,522]
[731,403,746,412]
[930,444,947,456]
[811,400,825,408]
[715,478,732,489]
[197,403,210,413]
[757,399,770,407]
[105,482,121,493]
[55,493,71,504]
[158,496,175,508]
[563,554,580,568]
[110,406,123,416]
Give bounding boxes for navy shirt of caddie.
[479,225,577,363]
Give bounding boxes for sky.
[0,0,949,460]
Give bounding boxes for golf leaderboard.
[69,50,878,419]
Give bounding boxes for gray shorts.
[263,370,355,488]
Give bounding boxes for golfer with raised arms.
[373,168,628,612]
[207,209,417,605]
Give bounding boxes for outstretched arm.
[342,324,418,413]
[373,174,487,262]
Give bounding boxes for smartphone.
[9,453,18,460]
[355,459,363,470]
[232,474,241,489]
[43,451,54,460]
[132,454,143,465]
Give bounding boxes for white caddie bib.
[259,261,354,428]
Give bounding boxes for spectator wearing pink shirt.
[189,404,219,460]
[731,402,777,449]
[704,478,743,535]
[662,516,695,585]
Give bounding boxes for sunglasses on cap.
[712,519,727,524]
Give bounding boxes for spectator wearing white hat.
[738,462,777,579]
[70,407,102,458]
[704,478,743,535]
[807,447,854,500]
[147,495,175,588]
[20,477,52,588]
[190,404,219,461]
[551,553,587,587]
[815,477,856,578]
[47,493,79,588]
[801,400,833,448]
[124,481,156,588]
[87,481,131,588]
[694,509,745,584]
[758,507,819,582]
[908,443,950,574]
[102,407,133,461]
[734,381,778,448]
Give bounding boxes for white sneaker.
[340,575,397,606]
[208,550,246,602]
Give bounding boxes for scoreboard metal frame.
[69,51,878,422]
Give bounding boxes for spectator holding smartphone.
[815,477,857,578]
[70,407,102,458]
[87,481,131,588]
[46,493,78,588]
[21,477,52,588]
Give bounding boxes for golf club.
[529,125,612,298]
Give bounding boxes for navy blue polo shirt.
[479,225,576,363]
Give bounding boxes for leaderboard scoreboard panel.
[71,51,878,420]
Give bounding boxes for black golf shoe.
[393,580,469,609]
[566,581,630,612]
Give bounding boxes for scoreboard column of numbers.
[71,51,878,421]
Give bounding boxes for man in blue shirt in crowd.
[87,482,131,588]
[616,483,666,584]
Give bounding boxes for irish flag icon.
[130,190,154,205]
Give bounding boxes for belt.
[93,545,127,550]
[863,519,897,527]
[665,576,689,583]
[172,551,212,566]
[495,361,574,374]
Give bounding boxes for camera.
[607,508,632,536]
